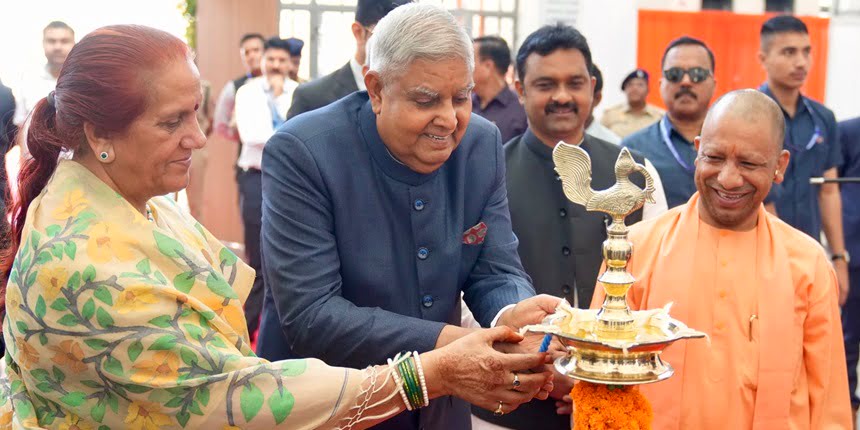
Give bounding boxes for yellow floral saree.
[0,160,384,429]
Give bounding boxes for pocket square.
[463,221,488,245]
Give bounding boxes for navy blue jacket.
[259,92,534,430]
[760,84,842,239]
[621,117,696,209]
[840,117,860,268]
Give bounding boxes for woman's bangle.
[388,354,412,411]
[413,351,430,408]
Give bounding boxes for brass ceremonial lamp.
[524,143,705,386]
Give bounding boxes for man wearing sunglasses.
[621,36,716,209]
[756,15,848,307]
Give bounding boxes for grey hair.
[366,3,474,82]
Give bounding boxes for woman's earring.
[99,151,109,162]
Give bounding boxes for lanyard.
[785,96,822,152]
[760,83,823,152]
[658,116,695,175]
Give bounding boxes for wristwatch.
[831,251,851,264]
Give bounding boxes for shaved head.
[694,89,790,231]
[703,89,785,157]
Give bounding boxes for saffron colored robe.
[591,193,851,430]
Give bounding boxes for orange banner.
[637,10,829,108]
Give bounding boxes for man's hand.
[422,327,554,414]
[555,394,573,415]
[496,294,562,330]
[835,259,850,306]
[267,74,285,97]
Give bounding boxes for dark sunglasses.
[663,67,711,83]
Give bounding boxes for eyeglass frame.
[662,67,712,84]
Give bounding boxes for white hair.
[366,3,474,82]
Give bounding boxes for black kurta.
[472,129,646,429]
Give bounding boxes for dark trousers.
[843,266,860,407]
[237,169,264,340]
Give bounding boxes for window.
[279,0,519,80]
[765,0,794,12]
[701,0,732,10]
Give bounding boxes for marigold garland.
[571,381,653,430]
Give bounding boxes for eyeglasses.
[662,67,711,84]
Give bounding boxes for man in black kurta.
[471,23,667,430]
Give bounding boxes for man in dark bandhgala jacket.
[259,5,560,430]
[256,0,412,361]
[839,116,860,422]
[473,24,668,430]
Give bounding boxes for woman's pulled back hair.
[0,25,190,321]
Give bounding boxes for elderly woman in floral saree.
[0,25,554,429]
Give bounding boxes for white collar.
[349,57,366,91]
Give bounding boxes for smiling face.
[516,48,593,145]
[96,58,206,205]
[367,57,473,174]
[694,109,789,231]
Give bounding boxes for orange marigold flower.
[571,381,653,430]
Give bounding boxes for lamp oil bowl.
[523,143,705,385]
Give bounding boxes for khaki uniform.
[600,102,664,138]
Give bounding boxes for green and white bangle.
[398,355,423,408]
[413,351,430,408]
[388,353,413,411]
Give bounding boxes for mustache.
[675,87,697,100]
[545,101,578,115]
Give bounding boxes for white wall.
[515,0,640,119]
[577,1,640,119]
[516,0,858,120]
[825,14,860,120]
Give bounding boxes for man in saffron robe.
[589,89,851,429]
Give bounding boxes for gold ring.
[494,401,504,416]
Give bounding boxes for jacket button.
[562,246,571,256]
[422,295,434,308]
[417,247,430,260]
[559,208,567,217]
[414,199,425,211]
[562,284,571,294]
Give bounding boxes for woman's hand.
[422,326,554,414]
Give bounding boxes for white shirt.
[234,76,298,170]
[349,57,366,91]
[586,121,622,145]
[641,159,668,220]
[12,65,56,126]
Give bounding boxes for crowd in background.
[1,0,860,428]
